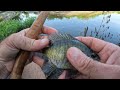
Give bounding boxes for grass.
[0,11,120,41]
[0,17,35,41]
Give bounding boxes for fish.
[39,32,100,79]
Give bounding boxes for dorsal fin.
[48,32,76,43]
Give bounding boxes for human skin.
[65,37,120,79]
[34,36,120,79]
[0,26,57,78]
[1,26,120,79]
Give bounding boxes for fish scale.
[40,32,100,79]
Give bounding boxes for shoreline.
[49,11,120,18]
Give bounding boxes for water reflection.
[19,12,120,46]
[44,13,120,45]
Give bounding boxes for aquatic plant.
[83,27,88,36]
[81,11,112,40]
[96,11,111,38]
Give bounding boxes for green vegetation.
[48,11,107,20]
[0,11,120,41]
[115,11,120,14]
[48,15,64,20]
[20,17,35,30]
[0,16,3,22]
[65,11,104,19]
[0,17,35,41]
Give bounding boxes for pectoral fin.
[47,68,64,79]
[41,61,56,78]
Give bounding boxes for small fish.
[40,32,100,79]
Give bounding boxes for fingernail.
[40,38,49,44]
[68,47,80,61]
[75,37,79,39]
[75,37,82,41]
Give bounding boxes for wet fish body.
[41,32,99,79]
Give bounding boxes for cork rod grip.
[10,11,50,79]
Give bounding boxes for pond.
[45,13,120,46]
[20,12,120,45]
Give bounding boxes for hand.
[0,26,57,76]
[61,37,120,79]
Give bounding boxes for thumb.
[67,47,120,79]
[67,47,100,77]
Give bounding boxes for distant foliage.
[22,17,36,29]
[0,17,35,41]
[0,19,22,41]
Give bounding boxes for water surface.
[20,12,120,45]
[44,13,120,45]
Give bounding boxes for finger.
[42,26,58,34]
[76,36,108,53]
[67,47,111,79]
[76,37,119,63]
[10,33,49,51]
[38,35,48,39]
[18,28,30,35]
[33,56,44,67]
[18,26,57,40]
[58,70,67,79]
[4,60,15,72]
[67,47,95,75]
[74,74,89,79]
[19,26,57,35]
[106,50,120,65]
